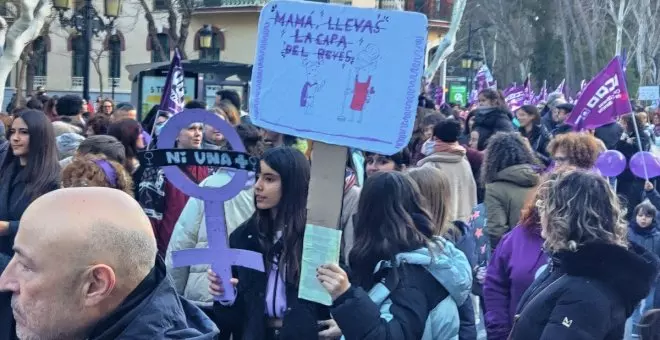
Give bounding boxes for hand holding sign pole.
[139,109,264,304]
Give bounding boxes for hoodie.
[87,257,219,339]
[331,238,473,340]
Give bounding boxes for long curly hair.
[519,166,578,229]
[546,132,600,169]
[62,154,134,196]
[537,169,627,253]
[481,131,539,184]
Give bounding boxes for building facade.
[1,0,452,108]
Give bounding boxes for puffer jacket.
[165,170,255,308]
[484,164,540,248]
[331,237,473,340]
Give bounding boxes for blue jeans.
[631,288,655,336]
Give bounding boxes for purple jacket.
[483,224,548,340]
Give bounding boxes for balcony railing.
[108,77,121,88]
[33,76,47,89]
[71,77,83,89]
[195,0,349,9]
[378,0,452,21]
[196,0,268,8]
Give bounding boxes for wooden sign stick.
[305,142,347,229]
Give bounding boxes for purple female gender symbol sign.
[154,108,264,304]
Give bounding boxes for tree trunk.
[573,0,599,75]
[615,0,626,56]
[0,0,51,106]
[15,58,26,102]
[558,0,575,95]
[139,0,168,62]
[423,0,466,83]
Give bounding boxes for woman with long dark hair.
[206,147,331,339]
[0,110,60,256]
[316,171,472,339]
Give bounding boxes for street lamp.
[460,54,473,70]
[199,25,213,50]
[53,0,122,102]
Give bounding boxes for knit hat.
[56,132,85,160]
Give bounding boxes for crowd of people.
[0,85,659,340]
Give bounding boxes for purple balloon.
[630,151,660,179]
[595,150,626,177]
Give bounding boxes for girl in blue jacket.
[316,171,472,340]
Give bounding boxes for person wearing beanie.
[56,132,86,161]
[417,119,477,222]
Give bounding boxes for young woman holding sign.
[207,146,332,340]
[315,171,473,339]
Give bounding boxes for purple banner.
[159,49,185,116]
[504,85,525,111]
[565,57,631,130]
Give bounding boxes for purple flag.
[534,80,548,104]
[523,75,535,105]
[553,79,565,95]
[504,85,525,111]
[159,49,185,116]
[565,57,632,130]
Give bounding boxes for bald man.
[0,187,219,340]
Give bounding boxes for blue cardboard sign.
[250,1,428,155]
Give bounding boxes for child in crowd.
[628,197,660,337]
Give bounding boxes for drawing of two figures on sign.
[298,44,379,123]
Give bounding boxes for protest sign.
[565,57,631,130]
[250,1,427,304]
[139,109,264,304]
[639,86,660,101]
[250,0,427,155]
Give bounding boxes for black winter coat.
[519,125,552,166]
[0,159,58,256]
[616,131,654,216]
[472,107,515,151]
[213,217,330,339]
[508,242,659,340]
[88,258,219,339]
